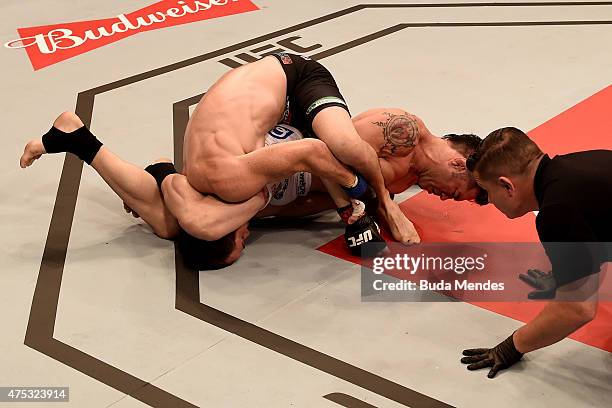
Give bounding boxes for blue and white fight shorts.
[264,124,312,207]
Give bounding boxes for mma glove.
[461,333,523,379]
[519,269,557,299]
[344,214,387,257]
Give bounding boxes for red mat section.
[319,85,612,352]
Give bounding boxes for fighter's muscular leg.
[161,173,267,241]
[186,138,357,203]
[20,112,180,239]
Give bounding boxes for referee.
[460,127,612,378]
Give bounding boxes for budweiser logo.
[4,0,259,70]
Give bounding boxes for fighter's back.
[183,57,288,168]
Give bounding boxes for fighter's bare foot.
[20,139,45,168]
[19,112,84,168]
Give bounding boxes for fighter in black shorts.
[22,52,418,269]
[178,50,421,250]
[271,52,351,135]
[460,126,611,378]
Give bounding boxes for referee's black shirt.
[533,151,612,286]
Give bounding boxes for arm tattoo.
[371,112,419,156]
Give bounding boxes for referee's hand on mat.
[519,269,557,299]
[461,334,523,379]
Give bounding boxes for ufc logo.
[347,230,373,248]
[218,36,322,68]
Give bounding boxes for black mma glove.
[461,333,523,379]
[519,269,557,299]
[344,215,387,257]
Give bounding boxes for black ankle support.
[144,162,178,190]
[41,126,103,165]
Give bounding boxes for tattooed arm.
[352,108,424,244]
[352,108,423,158]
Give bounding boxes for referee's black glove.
[519,269,557,299]
[461,334,523,379]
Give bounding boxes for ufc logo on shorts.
[347,230,374,248]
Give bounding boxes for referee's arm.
[514,205,600,353]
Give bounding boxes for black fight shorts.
[270,52,350,135]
